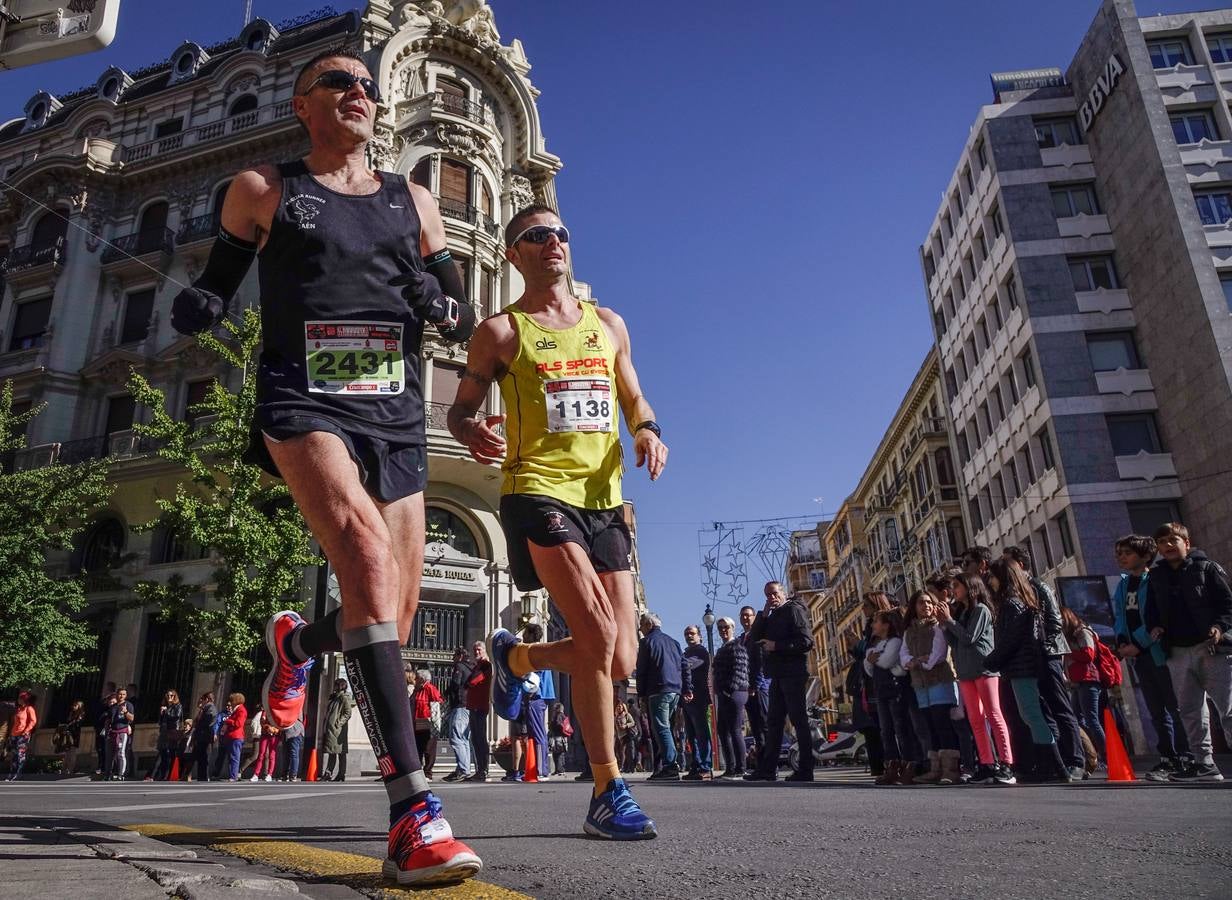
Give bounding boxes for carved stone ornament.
[508,174,533,211]
[226,75,259,96]
[97,359,132,386]
[181,345,214,371]
[405,121,497,170]
[368,127,401,171]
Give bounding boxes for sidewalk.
[0,816,310,899]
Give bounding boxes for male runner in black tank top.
[169,48,479,887]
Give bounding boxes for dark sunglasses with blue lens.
[301,69,382,104]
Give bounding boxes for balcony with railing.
[433,91,489,125]
[123,101,295,165]
[18,431,165,469]
[436,196,501,239]
[101,227,174,266]
[177,212,222,247]
[3,236,66,277]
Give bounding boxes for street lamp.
[702,604,715,657]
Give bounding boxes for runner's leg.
[525,568,638,682]
[373,492,426,645]
[523,542,618,782]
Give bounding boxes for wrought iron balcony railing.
[177,213,221,245]
[433,91,487,124]
[3,236,65,272]
[101,227,174,264]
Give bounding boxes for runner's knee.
[611,641,637,681]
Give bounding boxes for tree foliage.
[0,382,112,688]
[129,309,321,674]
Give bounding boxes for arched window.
[30,211,67,251]
[139,201,168,237]
[411,156,432,189]
[212,182,231,214]
[935,447,956,487]
[425,507,480,557]
[152,520,208,564]
[79,517,126,572]
[228,94,258,117]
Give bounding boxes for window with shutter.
[431,360,464,407]
[440,159,471,204]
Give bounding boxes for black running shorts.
[500,493,632,592]
[252,411,427,502]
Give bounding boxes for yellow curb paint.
[122,823,532,900]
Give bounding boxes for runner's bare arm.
[409,182,447,257]
[222,165,282,249]
[597,307,668,481]
[446,315,515,465]
[405,182,475,341]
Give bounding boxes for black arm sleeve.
[170,227,257,334]
[424,249,476,343]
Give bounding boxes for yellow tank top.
[499,301,623,509]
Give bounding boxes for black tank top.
[256,160,427,443]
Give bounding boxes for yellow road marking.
[122,823,532,899]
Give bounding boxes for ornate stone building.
[813,501,868,713]
[0,2,627,771]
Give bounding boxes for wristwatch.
[634,420,661,438]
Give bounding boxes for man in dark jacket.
[442,647,473,783]
[680,625,712,781]
[1145,522,1232,782]
[745,582,815,782]
[635,613,684,779]
[1003,545,1084,778]
[739,605,769,768]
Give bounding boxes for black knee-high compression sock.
[341,622,428,823]
[287,608,342,663]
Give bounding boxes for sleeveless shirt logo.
[582,330,603,352]
[544,511,569,534]
[287,194,326,230]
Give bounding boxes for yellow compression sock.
[507,642,534,678]
[592,761,621,796]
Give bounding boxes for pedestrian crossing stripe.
[122,823,531,899]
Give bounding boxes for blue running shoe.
[584,778,658,840]
[487,628,523,721]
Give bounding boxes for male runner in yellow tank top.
[447,205,668,839]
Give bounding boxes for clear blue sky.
[3,0,1205,642]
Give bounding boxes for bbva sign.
[1079,54,1126,133]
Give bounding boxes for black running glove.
[391,269,460,330]
[171,287,226,335]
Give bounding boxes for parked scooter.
[788,706,867,771]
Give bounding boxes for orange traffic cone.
[1103,707,1135,782]
[169,756,181,782]
[305,748,319,782]
[523,738,538,783]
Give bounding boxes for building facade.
[814,502,867,712]
[919,0,1232,615]
[854,350,967,606]
[0,2,620,770]
[787,523,830,702]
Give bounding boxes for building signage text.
[990,67,1066,102]
[422,564,477,583]
[1079,53,1125,133]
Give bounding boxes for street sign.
[0,1,120,70]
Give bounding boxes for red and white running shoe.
[383,794,482,886]
[261,610,314,728]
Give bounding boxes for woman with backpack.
[1062,607,1107,763]
[984,559,1073,783]
[548,701,570,775]
[190,692,217,782]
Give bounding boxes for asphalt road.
[3,769,1231,899]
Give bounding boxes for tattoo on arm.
[461,368,493,388]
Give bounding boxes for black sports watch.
[634,420,661,438]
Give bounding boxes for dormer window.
[22,91,61,132]
[168,42,209,84]
[96,67,132,102]
[239,18,278,54]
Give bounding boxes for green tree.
[0,382,113,688]
[128,309,321,674]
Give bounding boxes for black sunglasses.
[509,224,570,246]
[302,69,382,104]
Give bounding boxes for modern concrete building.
[0,2,625,770]
[919,0,1232,619]
[853,349,968,606]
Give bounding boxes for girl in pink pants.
[252,722,280,782]
[938,573,1016,785]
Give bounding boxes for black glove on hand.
[391,269,460,330]
[170,286,225,335]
